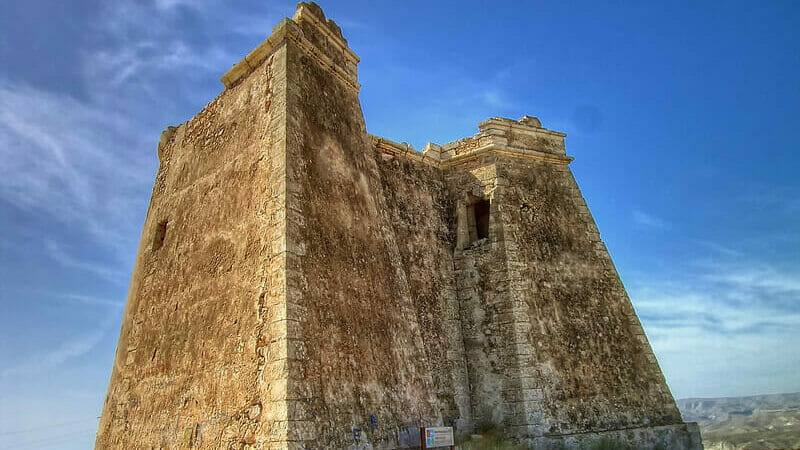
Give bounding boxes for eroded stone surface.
[96,2,702,449]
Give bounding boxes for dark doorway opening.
[474,199,490,240]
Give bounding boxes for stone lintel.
[221,3,360,91]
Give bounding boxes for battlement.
[371,116,573,167]
[221,2,359,90]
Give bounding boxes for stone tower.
[96,3,702,449]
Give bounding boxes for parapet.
[372,116,572,168]
[292,2,359,82]
[221,2,359,91]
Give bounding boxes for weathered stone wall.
[375,155,473,433]
[96,45,289,448]
[282,34,454,446]
[444,159,521,431]
[495,155,683,437]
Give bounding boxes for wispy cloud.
[701,262,800,314]
[633,279,800,337]
[0,1,289,271]
[0,81,154,259]
[43,239,127,284]
[471,67,520,111]
[693,239,742,257]
[153,0,202,11]
[366,62,524,147]
[335,17,371,32]
[629,258,800,397]
[0,316,114,378]
[479,88,512,108]
[633,210,669,229]
[0,0,292,385]
[85,39,234,92]
[56,293,125,309]
[20,290,127,310]
[84,0,288,94]
[1,331,106,378]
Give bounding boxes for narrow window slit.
[474,199,490,240]
[459,195,491,249]
[153,220,168,251]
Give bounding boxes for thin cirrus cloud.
[0,1,286,266]
[633,209,670,229]
[1,324,109,378]
[633,259,800,336]
[693,239,742,257]
[0,1,290,392]
[705,264,800,297]
[43,239,128,285]
[0,298,121,379]
[54,292,125,309]
[628,256,800,397]
[0,81,154,260]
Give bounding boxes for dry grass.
[457,426,526,450]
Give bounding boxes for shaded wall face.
[438,155,683,437]
[283,42,459,447]
[445,159,520,429]
[495,157,682,434]
[375,155,472,431]
[96,48,289,448]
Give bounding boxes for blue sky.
[0,0,798,448]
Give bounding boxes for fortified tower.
[96,3,702,449]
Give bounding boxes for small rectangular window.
[152,220,168,251]
[474,199,490,240]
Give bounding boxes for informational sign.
[369,413,378,429]
[353,428,361,442]
[420,426,454,449]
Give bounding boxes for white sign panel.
[423,426,454,448]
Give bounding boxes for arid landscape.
[678,393,800,449]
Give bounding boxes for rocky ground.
[677,392,800,449]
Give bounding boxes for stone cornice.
[291,24,360,91]
[444,143,573,167]
[292,3,360,69]
[479,117,567,139]
[221,4,360,91]
[370,127,573,170]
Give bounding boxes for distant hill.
[677,392,800,450]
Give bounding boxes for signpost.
[420,426,455,449]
